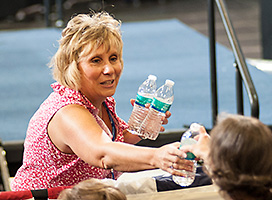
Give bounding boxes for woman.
[57,179,127,200]
[181,114,272,200]
[11,12,191,191]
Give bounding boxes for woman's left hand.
[130,99,171,132]
[160,110,171,132]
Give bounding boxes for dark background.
[0,0,271,59]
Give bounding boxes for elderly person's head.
[57,179,127,200]
[50,12,123,91]
[208,114,272,200]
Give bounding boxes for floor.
[0,0,262,59]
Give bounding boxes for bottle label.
[179,138,197,160]
[136,94,152,107]
[151,98,171,113]
[185,152,196,160]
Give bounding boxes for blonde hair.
[49,11,123,91]
[208,114,272,200]
[57,179,127,200]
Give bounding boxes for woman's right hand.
[152,142,195,176]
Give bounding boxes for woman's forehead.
[79,43,119,59]
[84,41,121,54]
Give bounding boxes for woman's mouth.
[101,80,114,86]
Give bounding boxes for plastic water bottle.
[139,79,174,140]
[172,123,201,187]
[127,75,157,138]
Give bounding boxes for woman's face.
[78,44,123,104]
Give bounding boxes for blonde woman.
[11,12,192,191]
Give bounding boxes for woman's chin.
[103,89,116,98]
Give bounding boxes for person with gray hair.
[181,113,272,200]
[11,11,192,191]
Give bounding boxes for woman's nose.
[103,64,114,74]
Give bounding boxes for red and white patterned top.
[11,82,128,191]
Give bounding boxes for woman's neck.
[79,90,106,110]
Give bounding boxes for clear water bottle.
[172,123,201,187]
[139,79,174,140]
[127,75,157,138]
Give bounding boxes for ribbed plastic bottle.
[172,123,201,187]
[127,75,157,138]
[138,79,174,140]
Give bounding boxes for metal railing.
[208,0,259,126]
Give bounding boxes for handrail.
[208,0,218,126]
[208,0,259,125]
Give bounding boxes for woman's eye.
[110,55,118,62]
[91,58,101,63]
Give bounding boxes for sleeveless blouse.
[11,82,128,191]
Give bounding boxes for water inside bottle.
[172,161,197,187]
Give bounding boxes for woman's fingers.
[155,142,197,176]
[162,117,168,125]
[162,111,171,122]
[172,159,194,171]
[163,157,195,176]
[130,99,135,106]
[160,126,165,132]
[165,111,171,118]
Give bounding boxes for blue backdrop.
[0,19,271,141]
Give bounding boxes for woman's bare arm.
[48,104,190,174]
